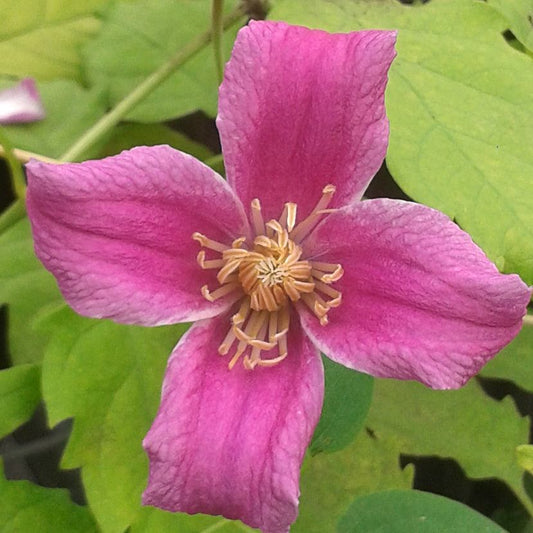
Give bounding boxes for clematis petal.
[26,146,249,326]
[218,21,396,220]
[0,78,45,124]
[143,312,323,533]
[300,199,531,389]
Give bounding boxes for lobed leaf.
[481,319,533,392]
[0,217,60,365]
[365,378,531,513]
[293,429,414,532]
[486,0,533,52]
[270,0,533,285]
[0,464,98,532]
[0,364,40,438]
[38,305,198,532]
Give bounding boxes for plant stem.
[0,144,58,165]
[0,128,29,202]
[59,5,244,163]
[212,0,225,84]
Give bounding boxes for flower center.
[193,185,343,370]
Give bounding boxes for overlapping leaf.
[0,216,60,365]
[365,378,531,513]
[481,321,533,392]
[310,356,373,455]
[338,490,506,532]
[486,0,533,52]
[0,1,108,81]
[38,305,251,532]
[294,427,413,532]
[83,0,244,122]
[270,0,533,285]
[0,364,40,437]
[0,465,98,532]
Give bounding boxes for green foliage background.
[0,0,532,531]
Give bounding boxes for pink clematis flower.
[0,78,45,124]
[26,21,529,533]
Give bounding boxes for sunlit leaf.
[365,378,531,513]
[310,357,373,455]
[337,490,506,532]
[481,319,533,392]
[130,508,256,533]
[0,464,98,532]
[38,305,196,532]
[293,430,414,532]
[0,364,40,438]
[0,0,108,81]
[270,0,533,284]
[517,445,533,475]
[83,0,244,122]
[486,0,533,52]
[0,217,60,365]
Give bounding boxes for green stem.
[0,128,27,202]
[59,4,244,163]
[212,0,225,84]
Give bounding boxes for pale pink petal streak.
[26,146,249,326]
[300,199,531,389]
[0,78,45,124]
[143,313,323,533]
[218,21,396,220]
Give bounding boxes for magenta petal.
[0,78,45,124]
[301,199,531,389]
[26,146,249,325]
[218,21,396,220]
[143,313,323,532]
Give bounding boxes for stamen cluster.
[193,185,343,370]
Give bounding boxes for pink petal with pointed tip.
[26,146,249,326]
[300,199,530,389]
[143,312,323,533]
[218,21,396,220]
[0,78,45,124]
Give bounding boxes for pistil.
[193,185,343,369]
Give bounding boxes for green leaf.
[270,0,533,284]
[310,357,373,455]
[486,0,533,52]
[98,122,214,161]
[0,217,60,365]
[337,490,506,532]
[0,464,98,532]
[293,429,414,533]
[365,378,532,513]
[0,0,106,82]
[38,305,202,533]
[3,79,106,160]
[130,509,256,533]
[83,0,244,122]
[517,445,533,475]
[481,319,533,392]
[0,364,40,438]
